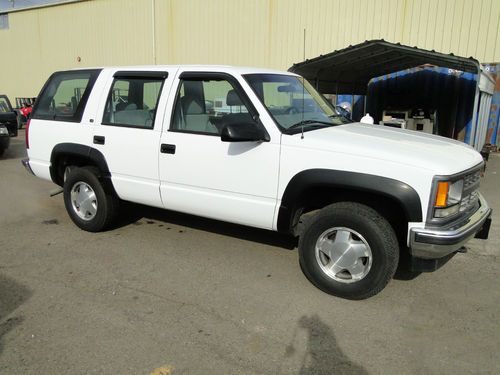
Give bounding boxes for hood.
[288,123,483,174]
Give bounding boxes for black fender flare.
[276,169,423,234]
[49,143,116,195]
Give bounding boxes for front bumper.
[0,134,10,146]
[0,134,9,150]
[410,193,492,259]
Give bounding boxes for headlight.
[0,126,8,135]
[432,179,464,219]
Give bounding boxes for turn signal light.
[435,181,449,207]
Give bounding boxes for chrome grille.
[463,170,481,192]
[459,168,481,212]
[460,190,479,212]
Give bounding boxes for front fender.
[276,169,422,234]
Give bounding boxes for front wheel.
[298,202,399,300]
[63,167,119,232]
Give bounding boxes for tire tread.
[63,166,119,232]
[299,202,399,300]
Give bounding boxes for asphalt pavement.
[1,131,499,374]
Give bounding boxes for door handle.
[93,135,105,145]
[161,144,176,154]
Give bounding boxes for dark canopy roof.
[288,39,480,94]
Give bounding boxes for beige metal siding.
[0,0,156,98]
[0,0,499,99]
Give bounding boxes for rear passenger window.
[32,69,101,122]
[102,75,165,129]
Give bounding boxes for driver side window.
[171,77,254,135]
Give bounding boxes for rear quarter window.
[32,69,101,122]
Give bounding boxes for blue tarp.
[364,67,477,141]
[335,94,365,121]
[484,64,500,146]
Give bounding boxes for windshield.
[244,74,351,133]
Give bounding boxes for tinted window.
[102,77,164,129]
[32,69,101,122]
[171,77,253,135]
[0,97,11,113]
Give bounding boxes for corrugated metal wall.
[1,0,157,99]
[1,0,499,99]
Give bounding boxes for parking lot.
[0,131,499,374]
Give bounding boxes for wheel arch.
[277,169,423,236]
[50,143,117,196]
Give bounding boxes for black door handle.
[93,135,105,145]
[161,144,176,154]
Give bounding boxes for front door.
[159,72,280,229]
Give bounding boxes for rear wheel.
[298,202,399,300]
[63,167,119,232]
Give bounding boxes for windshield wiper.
[285,119,333,133]
[329,113,353,123]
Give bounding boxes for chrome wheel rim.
[315,227,372,283]
[70,181,97,221]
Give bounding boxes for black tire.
[0,147,4,156]
[298,202,399,300]
[63,166,119,232]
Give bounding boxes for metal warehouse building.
[1,0,499,97]
[1,0,499,146]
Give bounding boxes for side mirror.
[221,122,268,142]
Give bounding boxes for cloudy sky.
[0,0,80,12]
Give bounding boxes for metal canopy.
[289,39,480,95]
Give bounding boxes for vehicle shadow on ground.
[284,314,368,374]
[113,202,298,250]
[0,274,32,358]
[393,251,421,281]
[394,250,458,281]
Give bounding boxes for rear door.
[92,69,176,208]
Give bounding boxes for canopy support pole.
[469,63,482,149]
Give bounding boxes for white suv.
[22,66,492,299]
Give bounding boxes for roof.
[70,65,294,76]
[288,39,481,94]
